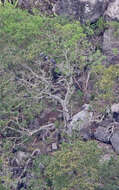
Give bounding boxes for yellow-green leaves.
[45,141,101,190]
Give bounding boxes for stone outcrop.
[79,127,93,141]
[102,26,119,64]
[53,0,109,23]
[110,103,119,153]
[111,103,119,113]
[92,103,119,154]
[17,0,119,24]
[94,126,111,143]
[74,103,119,154]
[110,129,119,154]
[67,104,93,136]
[111,103,119,122]
[17,0,110,23]
[102,0,119,64]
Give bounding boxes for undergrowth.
[0,4,119,190]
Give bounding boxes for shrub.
[97,157,119,190]
[44,141,101,190]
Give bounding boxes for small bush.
[44,141,101,190]
[97,157,119,190]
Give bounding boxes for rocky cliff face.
[19,0,119,23]
[103,0,119,64]
[53,0,119,23]
[18,0,117,22]
[53,0,110,23]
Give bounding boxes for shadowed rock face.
[94,126,111,143]
[53,0,109,23]
[110,129,119,154]
[17,0,119,24]
[80,127,93,141]
[102,0,119,64]
[102,27,119,64]
[16,0,110,23]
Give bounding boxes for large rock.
[94,126,111,143]
[53,0,109,23]
[110,129,119,154]
[111,103,119,122]
[102,0,119,64]
[67,104,93,136]
[17,0,119,24]
[79,127,93,141]
[111,103,119,113]
[102,26,119,64]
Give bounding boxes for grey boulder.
[103,0,119,64]
[111,103,119,113]
[111,103,119,122]
[67,104,93,136]
[79,127,93,141]
[94,126,111,143]
[110,130,119,154]
[102,27,119,64]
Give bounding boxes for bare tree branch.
[2,123,54,138]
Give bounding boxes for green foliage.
[77,89,83,97]
[0,183,7,190]
[0,5,88,73]
[0,5,44,46]
[109,21,119,39]
[28,141,102,190]
[0,4,118,133]
[112,48,118,55]
[83,17,107,37]
[0,4,88,132]
[1,5,119,190]
[28,143,119,190]
[93,17,108,35]
[45,141,101,190]
[0,4,118,124]
[97,157,119,190]
[92,64,119,107]
[28,154,52,190]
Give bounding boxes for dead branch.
[17,57,75,131]
[2,123,54,138]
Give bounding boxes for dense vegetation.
[0,3,119,190]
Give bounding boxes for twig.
[3,123,54,138]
